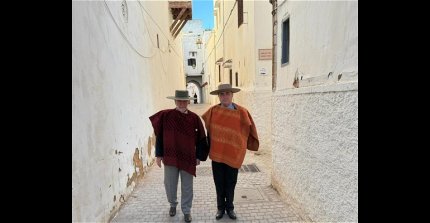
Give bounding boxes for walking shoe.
[227,210,237,220]
[169,207,176,216]
[215,210,224,220]
[184,213,192,222]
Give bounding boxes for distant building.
[181,20,211,103]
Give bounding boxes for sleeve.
[195,116,209,161]
[155,135,163,157]
[246,111,259,151]
[149,111,164,157]
[201,107,212,131]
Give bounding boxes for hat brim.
[166,96,194,100]
[210,88,241,95]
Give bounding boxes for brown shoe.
[184,213,192,222]
[169,207,176,216]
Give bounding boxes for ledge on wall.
[295,70,358,88]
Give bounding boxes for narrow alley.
[73,1,358,222]
[111,103,302,223]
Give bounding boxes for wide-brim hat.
[210,83,241,95]
[166,90,194,100]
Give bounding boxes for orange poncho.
[202,104,259,168]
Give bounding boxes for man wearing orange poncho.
[202,84,259,220]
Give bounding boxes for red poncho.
[149,109,207,176]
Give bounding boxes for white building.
[72,1,191,222]
[271,0,358,221]
[181,20,211,103]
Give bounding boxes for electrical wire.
[103,0,156,58]
[137,0,183,59]
[202,0,237,66]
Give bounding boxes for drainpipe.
[270,0,277,91]
[222,0,225,84]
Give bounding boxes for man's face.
[175,100,189,109]
[218,91,233,107]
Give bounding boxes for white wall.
[253,0,273,92]
[231,0,273,154]
[202,0,273,153]
[276,0,358,90]
[72,1,185,222]
[272,1,358,221]
[203,30,217,105]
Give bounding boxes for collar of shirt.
[226,103,236,110]
[175,108,188,114]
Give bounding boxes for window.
[218,65,221,82]
[235,72,238,86]
[188,58,196,68]
[229,69,233,85]
[157,34,159,48]
[238,0,243,27]
[189,51,197,57]
[281,18,290,64]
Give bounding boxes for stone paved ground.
[111,104,303,223]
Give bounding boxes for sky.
[192,0,214,30]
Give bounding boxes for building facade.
[72,1,190,222]
[271,0,358,221]
[204,0,273,153]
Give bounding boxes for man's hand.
[156,157,162,168]
[196,159,200,166]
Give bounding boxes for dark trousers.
[212,160,238,212]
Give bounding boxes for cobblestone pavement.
[111,104,303,223]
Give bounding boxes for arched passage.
[186,81,202,104]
